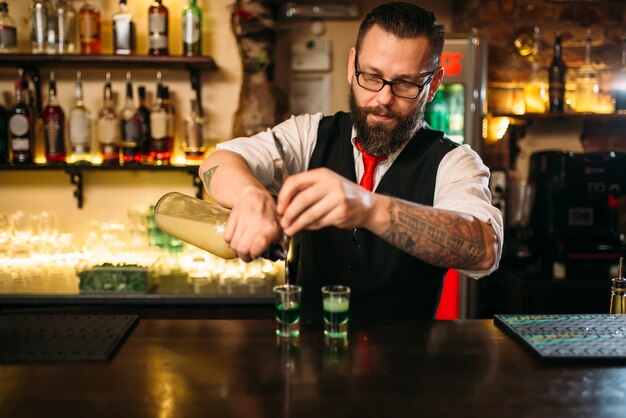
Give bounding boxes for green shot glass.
[273,284,302,337]
[321,285,351,338]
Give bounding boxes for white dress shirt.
[217,112,503,278]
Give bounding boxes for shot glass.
[273,284,302,338]
[321,285,351,339]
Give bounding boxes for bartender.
[198,2,503,320]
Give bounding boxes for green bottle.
[182,0,201,57]
[425,86,449,133]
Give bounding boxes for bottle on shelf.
[613,34,626,113]
[30,0,51,54]
[42,71,66,164]
[610,257,626,314]
[148,0,169,56]
[183,99,206,162]
[136,85,151,162]
[113,0,136,55]
[425,86,448,132]
[524,26,549,114]
[0,0,17,53]
[574,28,599,113]
[69,71,91,163]
[548,33,567,113]
[0,99,7,163]
[54,0,77,54]
[119,71,141,165]
[150,82,174,164]
[183,0,202,57]
[97,72,119,165]
[9,80,34,164]
[446,83,464,144]
[79,0,101,54]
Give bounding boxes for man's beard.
[349,88,425,157]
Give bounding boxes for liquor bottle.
[113,0,136,55]
[79,0,100,54]
[574,29,599,113]
[0,0,17,53]
[0,100,7,163]
[446,84,464,144]
[613,35,626,113]
[9,80,34,164]
[69,71,91,163]
[42,71,66,163]
[136,86,151,162]
[548,34,567,113]
[150,84,173,164]
[610,258,626,314]
[30,0,51,54]
[183,99,206,162]
[182,0,201,57]
[97,73,119,165]
[119,72,141,165]
[148,0,168,56]
[524,26,548,113]
[55,0,77,54]
[425,86,449,132]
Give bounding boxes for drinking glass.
[321,285,351,339]
[273,284,302,338]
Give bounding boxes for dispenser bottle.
[610,257,626,314]
[154,192,286,261]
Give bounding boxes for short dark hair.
[355,2,445,70]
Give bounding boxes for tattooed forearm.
[381,199,488,269]
[201,166,219,197]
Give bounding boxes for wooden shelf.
[491,112,626,121]
[0,53,218,72]
[0,163,204,208]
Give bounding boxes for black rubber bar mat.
[0,314,139,363]
[494,314,626,362]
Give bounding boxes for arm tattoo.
[381,199,487,269]
[201,166,219,197]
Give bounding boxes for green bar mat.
[495,314,626,362]
[0,314,139,363]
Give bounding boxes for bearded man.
[198,2,503,320]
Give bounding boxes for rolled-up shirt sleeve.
[433,144,504,278]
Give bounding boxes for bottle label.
[183,14,200,44]
[150,14,167,34]
[80,13,99,41]
[185,122,203,149]
[9,114,29,137]
[70,113,91,145]
[113,16,132,51]
[98,117,118,144]
[45,119,64,154]
[122,118,141,141]
[11,137,30,151]
[31,6,48,43]
[151,112,172,139]
[0,25,17,48]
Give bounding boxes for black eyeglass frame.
[353,55,437,99]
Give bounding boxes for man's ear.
[426,66,445,102]
[347,47,356,85]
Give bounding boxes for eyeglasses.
[354,56,436,99]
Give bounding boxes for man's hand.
[224,185,283,262]
[276,168,377,236]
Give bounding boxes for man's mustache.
[363,105,399,120]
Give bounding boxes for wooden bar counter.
[2,319,626,417]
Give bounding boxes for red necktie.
[355,140,387,192]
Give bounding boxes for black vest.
[296,111,458,320]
